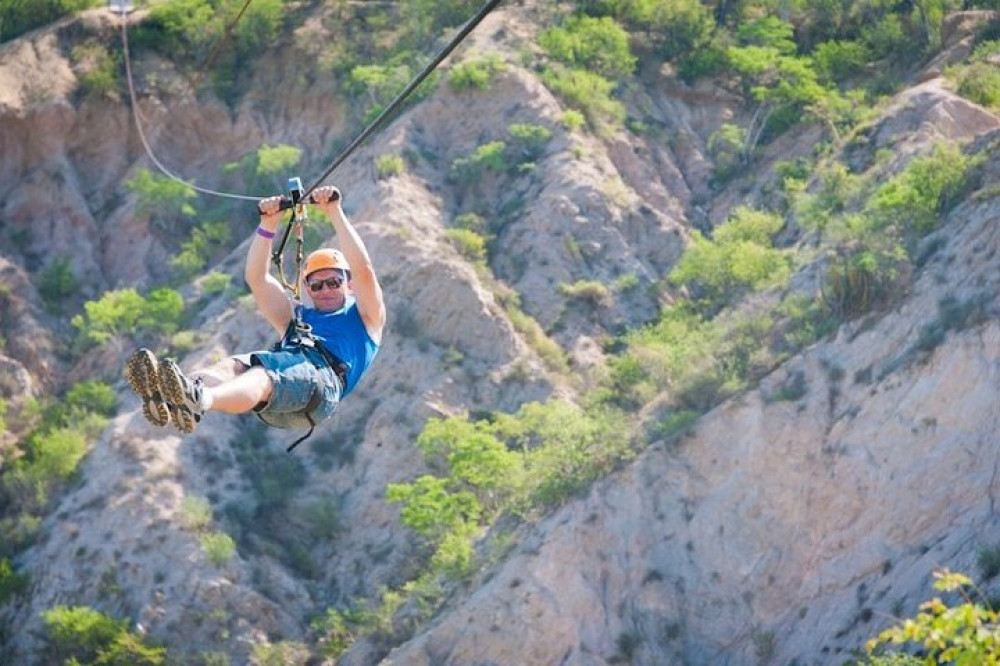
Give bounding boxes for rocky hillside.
[1,2,999,664]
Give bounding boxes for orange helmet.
[303,248,350,278]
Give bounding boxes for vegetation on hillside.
[1,0,999,663]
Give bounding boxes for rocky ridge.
[0,4,998,665]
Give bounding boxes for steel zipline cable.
[116,0,504,204]
[119,5,262,201]
[300,0,503,200]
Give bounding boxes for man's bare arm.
[313,187,386,344]
[245,197,293,336]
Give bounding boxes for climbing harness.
[270,310,350,453]
[270,176,312,298]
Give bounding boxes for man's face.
[305,268,349,311]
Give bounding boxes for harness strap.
[274,311,348,453]
[286,396,320,453]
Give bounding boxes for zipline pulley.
[272,177,308,298]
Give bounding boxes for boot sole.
[125,349,170,427]
[158,362,200,434]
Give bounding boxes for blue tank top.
[297,298,379,396]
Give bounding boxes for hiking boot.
[124,348,170,427]
[157,359,207,434]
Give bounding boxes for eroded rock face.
[2,4,1000,665]
[379,155,1000,665]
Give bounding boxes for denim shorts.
[234,346,342,430]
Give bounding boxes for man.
[125,185,385,440]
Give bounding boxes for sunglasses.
[307,275,345,292]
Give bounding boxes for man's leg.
[204,366,273,413]
[158,358,275,432]
[192,357,245,388]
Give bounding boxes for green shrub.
[140,0,283,64]
[819,249,899,320]
[866,142,976,239]
[0,0,98,44]
[201,531,236,566]
[541,65,625,130]
[708,123,747,181]
[444,228,487,262]
[448,53,506,91]
[952,60,1000,110]
[453,212,485,231]
[558,279,611,306]
[171,220,232,280]
[41,605,166,665]
[42,605,123,661]
[560,109,586,131]
[201,271,232,295]
[614,273,639,291]
[500,293,569,373]
[71,287,185,349]
[978,543,1000,580]
[812,39,870,84]
[250,641,310,666]
[0,557,28,603]
[539,15,636,79]
[416,416,520,498]
[180,496,213,531]
[24,426,88,485]
[449,141,508,186]
[97,631,167,665]
[72,41,118,98]
[508,123,552,162]
[348,60,439,123]
[670,207,791,311]
[599,0,715,64]
[386,476,482,540]
[244,144,302,194]
[0,513,41,558]
[38,256,78,308]
[126,168,196,225]
[310,608,359,658]
[374,154,405,180]
[401,0,481,37]
[865,570,1000,663]
[66,380,116,417]
[648,409,699,443]
[859,13,907,59]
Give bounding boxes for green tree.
[0,557,28,604]
[71,287,185,349]
[539,15,636,79]
[38,256,78,308]
[385,475,481,540]
[245,144,302,194]
[0,0,97,44]
[727,17,842,146]
[670,207,791,311]
[508,123,553,162]
[42,605,126,664]
[126,168,196,228]
[201,531,236,566]
[449,141,508,187]
[66,380,117,417]
[541,65,626,130]
[865,570,1000,663]
[866,142,975,239]
[448,53,506,91]
[171,220,232,279]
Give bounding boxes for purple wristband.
[256,226,275,239]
